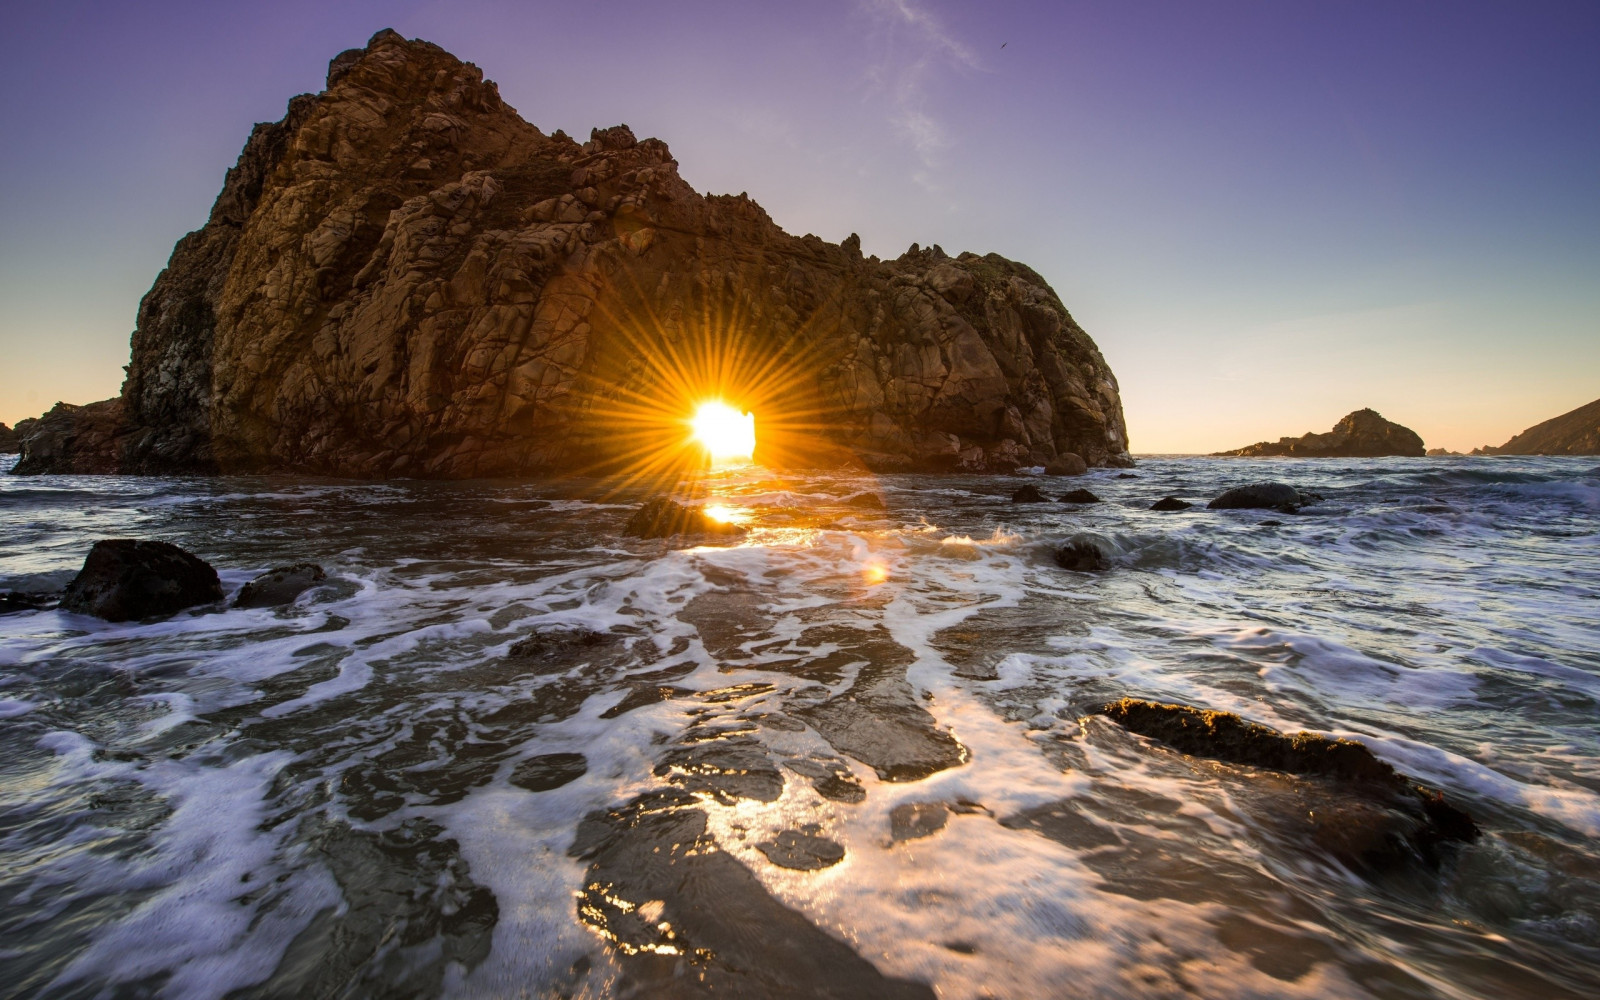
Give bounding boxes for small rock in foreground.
[623,498,745,539]
[1044,453,1088,476]
[234,563,326,608]
[510,753,588,792]
[1208,482,1322,512]
[1059,488,1101,504]
[890,802,949,842]
[1011,484,1049,503]
[61,539,223,622]
[1150,497,1191,511]
[757,829,846,870]
[509,626,610,660]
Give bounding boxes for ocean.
[1,453,1597,999]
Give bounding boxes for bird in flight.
[1001,42,1008,49]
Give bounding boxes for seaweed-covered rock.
[1094,698,1479,869]
[60,539,223,621]
[234,563,326,608]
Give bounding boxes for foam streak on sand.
[1,454,1598,998]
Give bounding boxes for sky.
[1,0,1596,453]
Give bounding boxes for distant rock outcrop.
[1472,397,1600,456]
[1215,409,1424,458]
[0,422,18,453]
[13,29,1131,478]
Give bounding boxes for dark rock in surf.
[655,738,784,804]
[1044,453,1088,476]
[0,591,60,615]
[1055,538,1111,572]
[1093,698,1479,870]
[790,639,966,782]
[234,563,326,608]
[510,752,587,792]
[1150,497,1190,511]
[1216,408,1425,458]
[508,625,610,660]
[890,802,949,842]
[1117,473,1137,479]
[61,539,223,621]
[571,794,935,998]
[844,492,887,509]
[623,497,745,540]
[1059,488,1100,504]
[1207,482,1322,512]
[1259,519,1283,527]
[1011,484,1049,503]
[757,829,846,870]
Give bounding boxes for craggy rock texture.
[1216,408,1425,458]
[61,539,223,621]
[11,401,126,474]
[1474,397,1600,456]
[1094,698,1479,870]
[15,30,1131,478]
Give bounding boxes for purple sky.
[2,0,1596,452]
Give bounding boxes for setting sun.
[690,402,756,465]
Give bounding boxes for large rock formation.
[1473,397,1600,456]
[13,30,1131,478]
[1215,408,1424,458]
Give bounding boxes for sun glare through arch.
[690,401,756,466]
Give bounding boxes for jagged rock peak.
[1215,408,1425,459]
[13,31,1132,479]
[1473,397,1600,456]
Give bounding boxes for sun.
[690,402,756,465]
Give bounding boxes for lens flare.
[691,402,756,465]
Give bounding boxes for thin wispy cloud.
[858,0,985,185]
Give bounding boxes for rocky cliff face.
[1215,408,1425,458]
[1473,397,1600,456]
[13,30,1131,478]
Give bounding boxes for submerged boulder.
[1059,488,1101,504]
[1208,482,1321,512]
[1011,484,1049,503]
[61,539,223,621]
[622,498,745,540]
[1094,698,1478,870]
[1150,497,1191,511]
[234,563,326,608]
[1216,408,1425,458]
[0,591,60,615]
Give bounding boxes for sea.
[1,452,1597,999]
